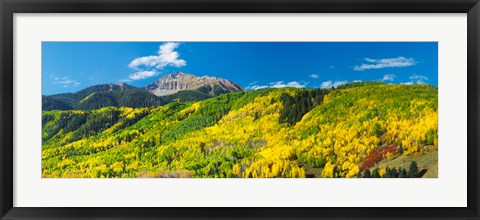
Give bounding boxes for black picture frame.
[1,0,479,219]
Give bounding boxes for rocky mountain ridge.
[145,71,245,96]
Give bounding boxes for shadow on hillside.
[419,169,428,178]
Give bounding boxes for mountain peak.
[173,71,186,75]
[170,71,187,77]
[163,71,195,80]
[145,72,245,96]
[106,82,137,90]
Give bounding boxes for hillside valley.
[42,82,438,178]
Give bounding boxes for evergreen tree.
[363,169,371,178]
[401,168,408,178]
[384,167,391,178]
[254,111,260,121]
[356,171,363,178]
[389,167,398,178]
[372,168,381,178]
[408,161,420,178]
[398,167,407,178]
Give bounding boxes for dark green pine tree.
[372,168,381,178]
[398,167,408,178]
[254,111,260,121]
[408,161,420,178]
[356,171,363,178]
[363,169,371,178]
[384,167,392,178]
[389,167,398,178]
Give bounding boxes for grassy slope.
[370,149,438,178]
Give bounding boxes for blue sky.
[42,42,438,95]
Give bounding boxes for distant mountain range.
[42,71,246,111]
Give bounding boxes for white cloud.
[128,70,159,81]
[402,74,428,85]
[125,42,186,81]
[321,80,332,88]
[321,80,348,89]
[309,74,319,79]
[245,81,266,90]
[354,56,415,71]
[269,81,286,88]
[51,75,80,88]
[329,65,335,70]
[333,80,348,87]
[286,81,305,88]
[409,74,428,81]
[129,42,186,69]
[381,74,396,82]
[245,80,306,90]
[353,80,362,83]
[269,81,306,89]
[246,85,269,90]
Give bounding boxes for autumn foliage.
[359,144,397,171]
[42,82,438,178]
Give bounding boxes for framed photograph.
[1,0,479,219]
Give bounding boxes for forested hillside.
[43,89,214,111]
[42,82,438,178]
[42,72,244,111]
